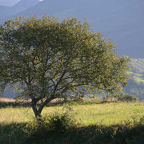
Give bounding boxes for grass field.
[0,100,144,144]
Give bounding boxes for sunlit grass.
[1,102,144,126]
[127,71,144,83]
[135,77,144,83]
[0,107,33,123]
[71,103,144,126]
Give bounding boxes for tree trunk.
[31,99,42,121]
[32,104,41,118]
[31,97,54,122]
[32,104,44,126]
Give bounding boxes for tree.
[0,16,130,118]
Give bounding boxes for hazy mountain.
[0,5,12,19]
[12,0,39,13]
[0,5,10,10]
[0,0,39,19]
[1,0,143,58]
[0,0,20,6]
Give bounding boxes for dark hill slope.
[0,5,11,19]
[0,5,10,11]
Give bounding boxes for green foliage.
[0,81,5,97]
[47,107,76,132]
[30,116,144,144]
[0,15,130,117]
[24,105,77,142]
[105,93,138,102]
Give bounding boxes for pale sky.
[0,0,21,6]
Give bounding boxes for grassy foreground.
[0,101,144,144]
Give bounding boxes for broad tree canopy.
[0,16,130,117]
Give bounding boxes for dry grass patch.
[0,98,16,103]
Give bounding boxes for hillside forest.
[125,58,144,100]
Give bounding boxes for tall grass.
[0,101,144,144]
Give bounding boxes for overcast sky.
[0,0,20,6]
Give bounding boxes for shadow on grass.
[1,120,144,144]
[0,122,28,144]
[0,101,67,109]
[0,99,101,109]
[0,102,31,108]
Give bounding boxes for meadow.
[0,100,144,144]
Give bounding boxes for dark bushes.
[104,93,138,102]
[29,105,76,137]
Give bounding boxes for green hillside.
[130,58,144,74]
[129,58,144,83]
[124,58,144,100]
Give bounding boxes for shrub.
[104,93,138,102]
[47,105,76,132]
[28,105,77,139]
